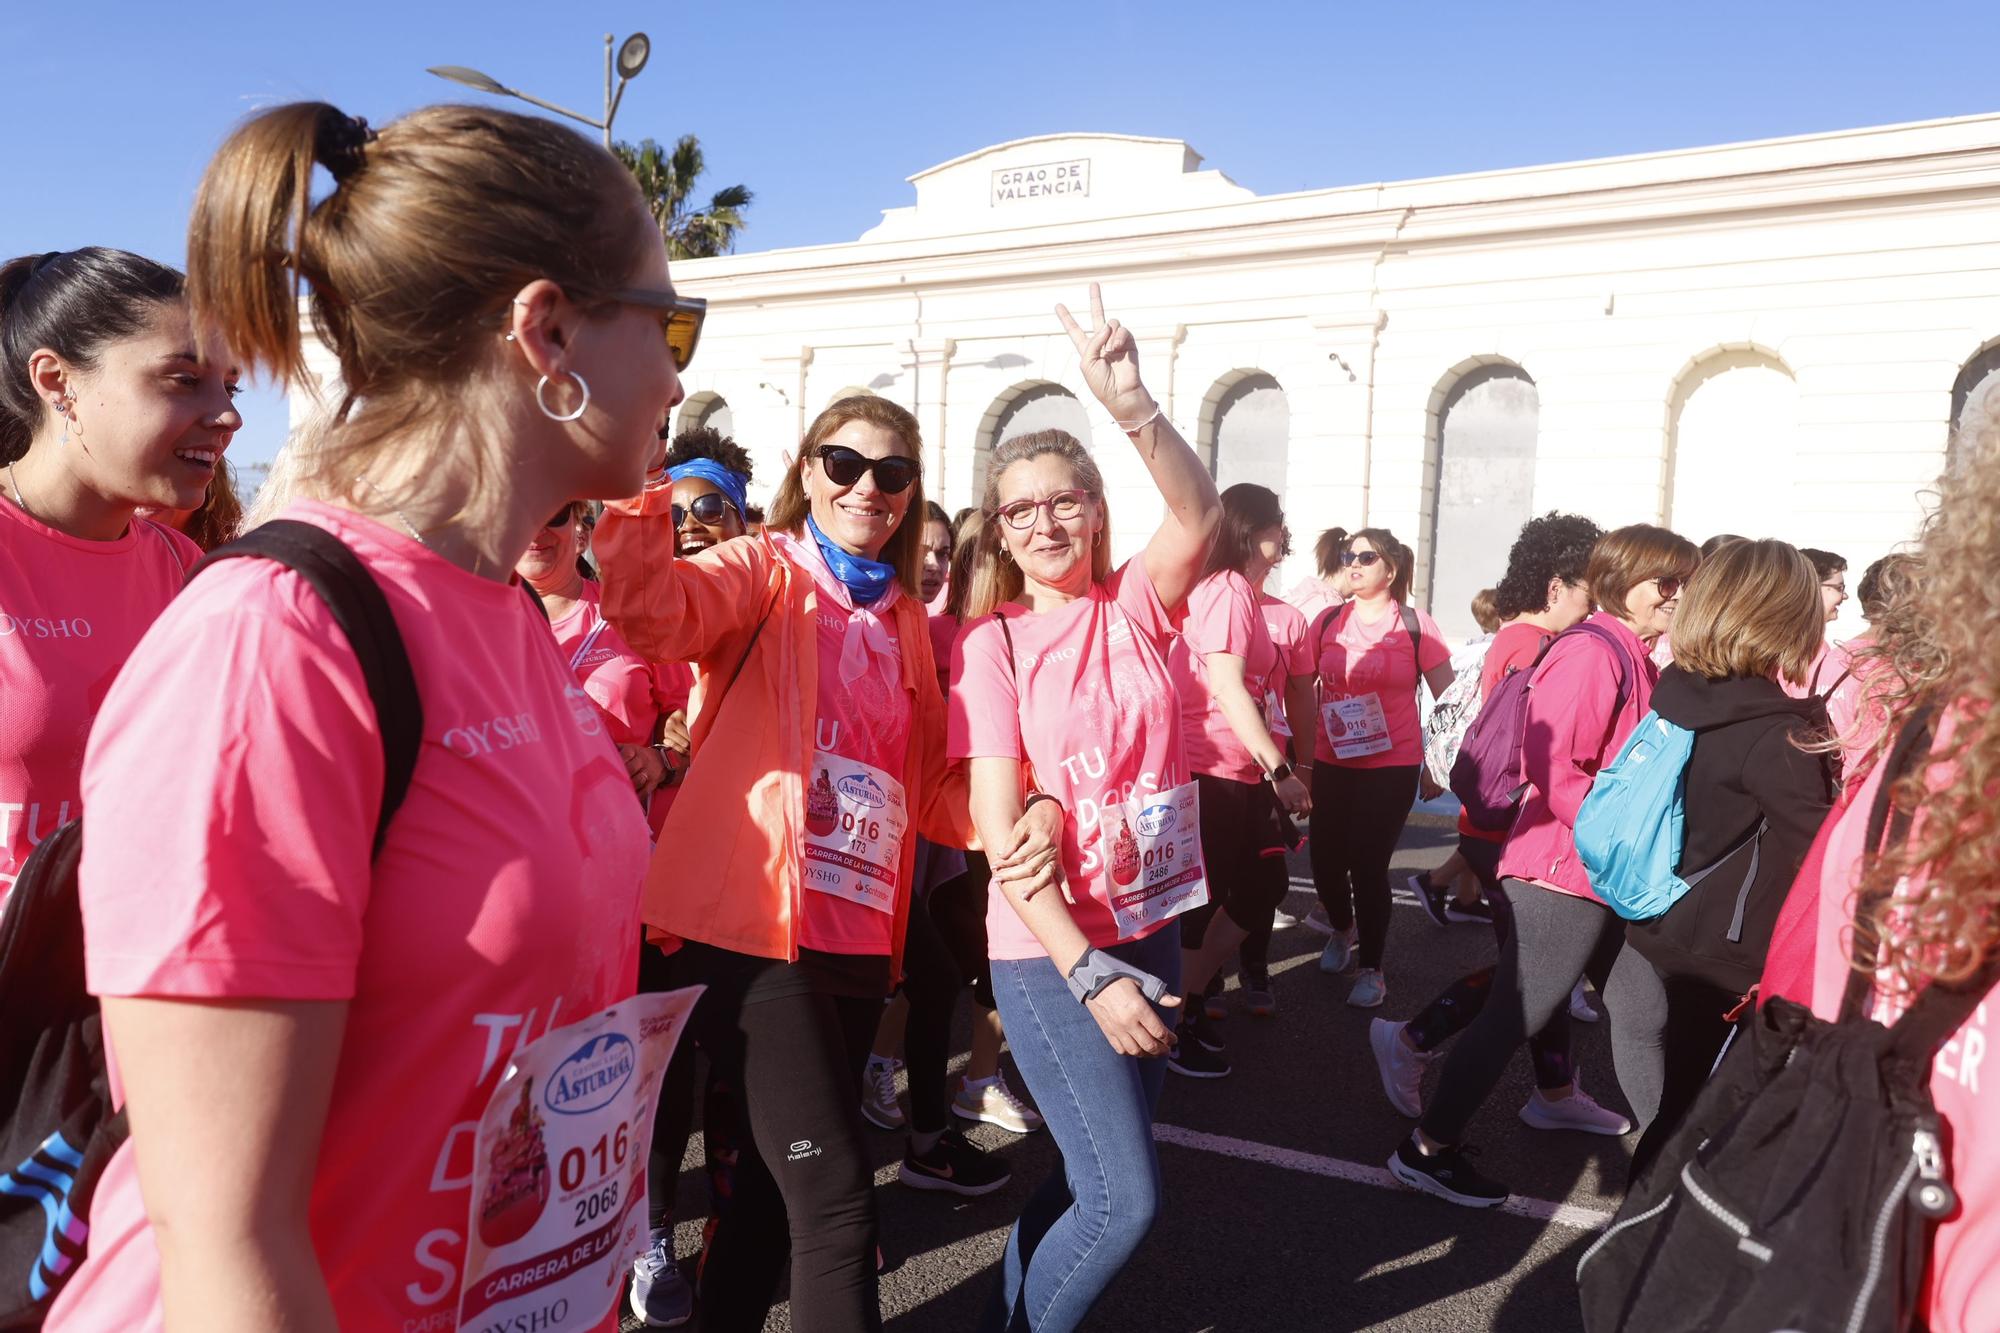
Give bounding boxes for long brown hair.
[961,430,1112,621]
[1850,387,2000,990]
[765,395,927,597]
[185,101,650,504]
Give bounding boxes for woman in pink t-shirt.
[0,248,228,902]
[949,284,1221,1333]
[1162,482,1312,1076]
[1306,527,1453,1009]
[1282,523,1349,626]
[48,102,679,1333]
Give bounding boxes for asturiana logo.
[836,773,888,809]
[1134,803,1177,839]
[543,1032,636,1116]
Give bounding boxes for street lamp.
[428,33,649,148]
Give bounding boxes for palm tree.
[613,135,753,260]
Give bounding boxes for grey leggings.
[1419,879,1626,1145]
[1604,953,1741,1182]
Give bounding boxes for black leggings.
[640,937,697,1235]
[1180,772,1291,950]
[668,945,885,1333]
[1307,763,1420,970]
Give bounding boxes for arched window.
[1667,347,1797,543]
[1198,371,1289,495]
[1426,361,1539,633]
[1950,342,2000,472]
[973,382,1091,494]
[676,390,733,440]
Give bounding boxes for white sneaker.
[1347,967,1388,1009]
[1568,980,1601,1024]
[1299,905,1335,937]
[1519,1084,1631,1136]
[953,1072,1044,1134]
[1369,1018,1433,1117]
[860,1057,905,1130]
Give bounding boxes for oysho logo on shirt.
[441,710,544,759]
[0,614,92,639]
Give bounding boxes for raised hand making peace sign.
[1055,282,1158,429]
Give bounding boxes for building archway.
[676,390,733,440]
[973,381,1091,494]
[1666,346,1797,543]
[1424,359,1539,632]
[1197,370,1289,495]
[1950,339,2000,472]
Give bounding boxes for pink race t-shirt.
[950,560,1189,960]
[0,501,198,900]
[1310,600,1450,769]
[549,580,661,747]
[1800,711,2000,1333]
[778,532,911,958]
[1259,592,1312,750]
[50,501,649,1333]
[927,608,959,698]
[1168,570,1277,783]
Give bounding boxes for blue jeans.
[984,925,1181,1332]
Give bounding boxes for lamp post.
[428,33,650,148]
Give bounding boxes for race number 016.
[558,1121,631,1191]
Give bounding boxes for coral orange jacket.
[596,484,975,980]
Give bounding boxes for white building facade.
[300,115,2000,638]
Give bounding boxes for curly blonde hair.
[1852,381,2000,989]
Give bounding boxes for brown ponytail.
[186,100,652,494]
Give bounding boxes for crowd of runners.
[2,98,1996,1333]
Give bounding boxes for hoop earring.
[536,372,590,423]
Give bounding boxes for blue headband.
[667,459,749,518]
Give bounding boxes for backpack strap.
[189,521,423,860]
[1565,620,1636,716]
[1677,817,1769,945]
[1399,604,1426,704]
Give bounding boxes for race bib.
[1263,687,1292,739]
[1099,780,1208,937]
[802,751,909,915]
[458,987,701,1333]
[1323,692,1391,759]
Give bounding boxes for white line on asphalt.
[1151,1123,1614,1232]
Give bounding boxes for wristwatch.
[653,743,686,788]
[1264,760,1294,785]
[1064,947,1173,1004]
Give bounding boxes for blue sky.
[4,0,1989,464]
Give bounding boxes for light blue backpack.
[1575,711,1763,924]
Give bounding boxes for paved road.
[629,808,1632,1332]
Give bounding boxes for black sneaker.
[1168,1024,1231,1078]
[1202,974,1227,1022]
[1189,1004,1227,1052]
[896,1128,1010,1196]
[1408,872,1452,928]
[1446,898,1494,925]
[1387,1136,1508,1208]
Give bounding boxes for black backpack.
[0,521,421,1328]
[1576,706,1995,1333]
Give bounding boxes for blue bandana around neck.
[806,515,896,606]
[666,459,749,519]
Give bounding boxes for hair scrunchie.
[316,111,377,183]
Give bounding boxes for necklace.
[357,476,430,548]
[6,461,29,517]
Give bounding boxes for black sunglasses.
[610,288,706,371]
[816,445,919,495]
[672,494,740,529]
[544,502,577,530]
[1338,549,1383,568]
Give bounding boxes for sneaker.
[1409,872,1451,927]
[860,1056,905,1130]
[1299,904,1336,937]
[1190,1004,1227,1053]
[1445,898,1494,925]
[1346,967,1388,1009]
[1168,1025,1231,1079]
[1568,980,1602,1023]
[1369,1018,1433,1117]
[1318,927,1358,974]
[1271,906,1302,930]
[1242,968,1277,1017]
[1519,1085,1632,1137]
[1388,1136,1509,1209]
[1202,974,1227,1022]
[953,1073,1044,1134]
[629,1236,694,1327]
[897,1128,1010,1196]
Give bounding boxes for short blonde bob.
[1668,538,1825,686]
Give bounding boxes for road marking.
[1151,1123,1614,1232]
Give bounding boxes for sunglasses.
[816,445,919,495]
[1338,549,1383,568]
[1650,575,1685,600]
[993,489,1088,530]
[672,493,740,529]
[544,502,577,530]
[609,288,706,371]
